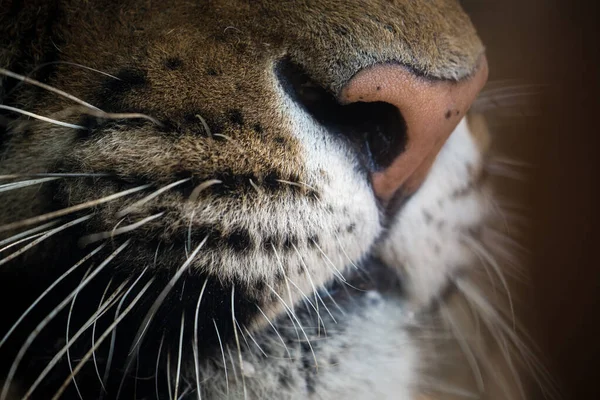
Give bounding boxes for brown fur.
[0,1,501,399]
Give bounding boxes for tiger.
[0,1,549,399]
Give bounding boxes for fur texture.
[0,1,537,399]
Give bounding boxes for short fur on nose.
[340,56,489,203]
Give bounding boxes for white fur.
[377,118,490,308]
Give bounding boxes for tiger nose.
[339,56,489,203]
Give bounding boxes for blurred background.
[462,1,599,399]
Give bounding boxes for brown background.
[463,1,600,399]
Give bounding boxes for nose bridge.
[339,56,489,202]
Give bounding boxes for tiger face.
[0,1,528,399]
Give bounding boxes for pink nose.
[340,56,489,202]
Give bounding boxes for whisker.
[456,279,561,400]
[117,179,191,217]
[255,305,291,359]
[0,104,86,130]
[271,245,300,338]
[0,227,56,255]
[231,286,248,400]
[213,319,229,396]
[101,267,150,394]
[248,179,262,194]
[266,284,318,370]
[174,312,185,400]
[0,177,59,193]
[194,114,212,138]
[462,235,516,330]
[0,67,101,110]
[0,183,152,233]
[0,221,61,248]
[79,212,165,246]
[92,278,115,395]
[242,326,268,358]
[188,179,222,202]
[51,278,155,400]
[155,334,165,400]
[177,386,193,400]
[0,214,92,266]
[226,345,238,383]
[71,107,163,127]
[166,349,173,400]
[0,240,129,400]
[419,379,480,399]
[66,269,94,400]
[293,243,336,325]
[193,278,209,400]
[318,286,346,316]
[310,239,346,282]
[0,173,112,180]
[117,237,209,398]
[4,61,120,100]
[22,278,129,400]
[286,277,326,336]
[440,304,485,393]
[485,162,527,181]
[0,243,106,349]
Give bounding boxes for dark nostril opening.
[275,58,407,172]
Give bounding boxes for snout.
[340,56,489,203]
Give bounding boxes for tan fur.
[0,1,535,400]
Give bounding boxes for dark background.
[463,1,599,399]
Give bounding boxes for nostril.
[275,58,408,171]
[340,56,489,202]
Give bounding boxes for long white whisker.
[155,334,165,400]
[227,345,238,383]
[79,212,165,246]
[0,173,111,180]
[0,243,105,350]
[66,269,94,400]
[0,227,56,254]
[92,278,115,394]
[462,235,516,330]
[293,243,336,325]
[193,278,209,400]
[117,237,208,399]
[173,312,185,400]
[166,349,173,400]
[0,221,61,248]
[117,178,191,217]
[0,214,92,266]
[256,305,291,359]
[310,239,346,282]
[271,244,299,338]
[455,278,561,400]
[21,279,129,400]
[213,319,229,396]
[0,184,152,233]
[242,326,268,358]
[440,305,485,393]
[0,104,86,129]
[101,267,149,393]
[51,279,154,400]
[0,177,59,193]
[72,107,163,126]
[0,240,129,400]
[285,277,326,336]
[266,284,318,370]
[8,62,120,100]
[0,67,101,110]
[231,286,248,400]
